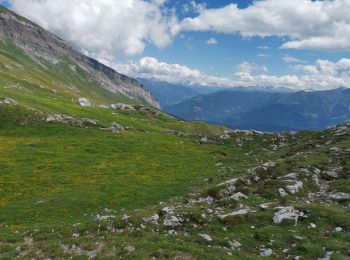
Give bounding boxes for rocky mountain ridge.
[0,5,160,108]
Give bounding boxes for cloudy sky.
[1,0,350,90]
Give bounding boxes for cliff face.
[0,6,160,108]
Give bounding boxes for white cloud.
[10,0,179,58]
[206,38,218,45]
[115,57,350,91]
[236,58,350,90]
[236,62,268,74]
[282,55,307,64]
[180,0,350,51]
[113,57,234,87]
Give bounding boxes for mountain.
[166,88,350,131]
[139,78,295,108]
[139,78,228,107]
[0,5,159,108]
[139,78,201,107]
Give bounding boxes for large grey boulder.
[273,206,307,224]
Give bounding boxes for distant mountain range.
[140,78,295,108]
[165,87,350,131]
[139,78,225,107]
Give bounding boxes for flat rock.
[327,192,350,202]
[218,208,254,221]
[230,192,248,201]
[198,233,213,242]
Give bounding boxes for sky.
[1,0,350,90]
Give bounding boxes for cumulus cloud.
[115,57,350,91]
[282,55,307,64]
[114,57,234,87]
[180,0,350,51]
[10,0,179,58]
[206,38,218,45]
[236,59,350,90]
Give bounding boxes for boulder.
[285,181,303,195]
[260,248,273,257]
[78,98,91,107]
[273,206,307,224]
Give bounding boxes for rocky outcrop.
[0,7,160,108]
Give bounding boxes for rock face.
[0,7,160,109]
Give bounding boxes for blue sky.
[1,0,350,90]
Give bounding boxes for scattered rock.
[0,97,17,105]
[78,98,91,107]
[143,214,159,225]
[46,114,74,123]
[111,121,125,132]
[280,172,299,180]
[121,214,130,221]
[259,203,273,210]
[230,192,248,201]
[335,227,343,232]
[273,206,307,224]
[310,223,316,229]
[95,214,116,221]
[163,215,182,227]
[111,103,135,111]
[218,208,254,221]
[217,178,239,187]
[160,206,176,215]
[260,248,273,257]
[279,188,288,197]
[285,181,303,195]
[327,192,350,202]
[228,240,241,250]
[187,196,214,205]
[198,233,213,242]
[124,245,135,254]
[219,185,237,198]
[199,136,208,144]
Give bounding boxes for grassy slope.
[0,38,349,259]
